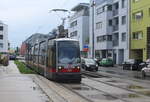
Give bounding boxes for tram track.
[60,84,94,102]
[32,72,150,102]
[34,75,92,102]
[61,82,130,102]
[82,71,150,98]
[36,74,128,102]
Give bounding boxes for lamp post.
[91,0,95,59]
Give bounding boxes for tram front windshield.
[58,41,80,64]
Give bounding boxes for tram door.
[47,41,56,79]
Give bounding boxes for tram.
[26,38,81,82]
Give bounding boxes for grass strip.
[14,60,36,74]
[128,85,144,89]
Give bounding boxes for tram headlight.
[58,66,62,70]
[96,64,98,67]
[77,66,80,69]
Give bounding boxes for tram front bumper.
[54,72,81,81]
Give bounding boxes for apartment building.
[68,3,90,57]
[130,0,150,61]
[0,21,8,52]
[20,33,51,55]
[89,0,129,64]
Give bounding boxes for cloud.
[0,0,89,47]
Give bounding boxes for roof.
[71,3,89,11]
[24,33,50,42]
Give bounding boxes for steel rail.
[82,71,150,99]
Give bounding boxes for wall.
[131,0,150,61]
[0,23,8,52]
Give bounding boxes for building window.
[0,43,3,48]
[132,31,143,40]
[108,5,112,11]
[97,35,112,42]
[114,2,119,10]
[122,16,126,25]
[96,6,105,15]
[96,22,102,29]
[70,20,77,28]
[133,11,143,20]
[97,36,102,42]
[114,17,119,25]
[70,31,77,37]
[122,0,125,8]
[108,20,112,26]
[122,32,126,41]
[0,26,3,31]
[107,35,112,41]
[149,8,150,16]
[0,35,3,40]
[113,33,119,46]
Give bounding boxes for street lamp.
[91,0,96,59]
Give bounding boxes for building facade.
[0,21,8,52]
[20,33,51,55]
[89,0,129,64]
[130,0,150,61]
[68,3,90,57]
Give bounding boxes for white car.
[141,64,150,77]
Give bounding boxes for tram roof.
[54,38,78,42]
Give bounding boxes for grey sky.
[0,0,89,48]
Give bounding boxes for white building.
[89,0,129,64]
[68,3,90,57]
[0,21,8,52]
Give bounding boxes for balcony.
[112,25,119,32]
[112,33,119,47]
[0,31,3,35]
[113,40,119,47]
[112,10,118,16]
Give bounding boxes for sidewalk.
[0,61,50,102]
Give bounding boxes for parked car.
[99,58,114,67]
[138,59,150,71]
[145,59,150,64]
[138,62,147,71]
[122,59,143,71]
[81,58,98,71]
[9,53,16,60]
[141,64,150,78]
[94,58,102,66]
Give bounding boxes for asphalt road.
[98,66,150,81]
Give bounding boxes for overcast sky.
[0,0,89,48]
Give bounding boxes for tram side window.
[47,45,56,68]
[29,50,32,61]
[39,42,46,65]
[33,47,35,63]
[48,45,52,67]
[34,45,39,64]
[31,47,34,61]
